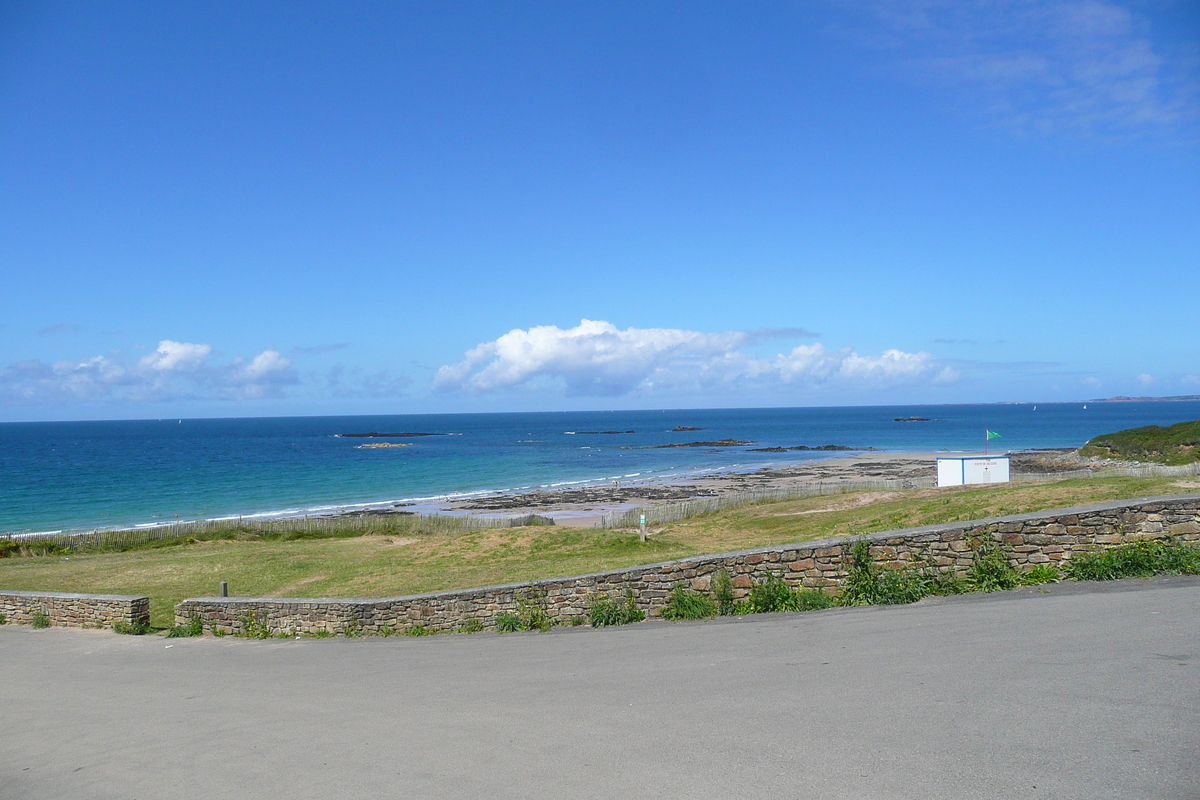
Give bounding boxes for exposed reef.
[337,432,446,438]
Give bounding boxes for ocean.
[3,401,1198,534]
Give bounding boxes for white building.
[936,455,1011,487]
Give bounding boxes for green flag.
[986,430,1001,440]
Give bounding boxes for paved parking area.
[2,576,1197,799]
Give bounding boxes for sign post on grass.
[639,513,646,542]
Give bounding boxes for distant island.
[565,430,635,435]
[671,426,704,431]
[1088,395,1200,403]
[336,432,446,438]
[1079,418,1200,465]
[894,416,932,422]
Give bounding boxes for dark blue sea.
[3,402,1198,534]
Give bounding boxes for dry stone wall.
[0,590,150,629]
[175,494,1200,636]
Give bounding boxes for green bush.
[746,574,833,613]
[1020,564,1061,585]
[516,588,554,632]
[495,613,521,633]
[404,625,437,636]
[113,620,151,635]
[588,589,645,627]
[838,541,929,606]
[458,618,484,634]
[0,613,6,625]
[165,615,204,638]
[31,612,50,628]
[660,585,717,620]
[748,574,792,613]
[710,569,736,616]
[965,537,1021,592]
[786,588,836,611]
[1064,538,1200,581]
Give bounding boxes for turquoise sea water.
[3,402,1199,534]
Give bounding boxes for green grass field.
[1,475,1195,627]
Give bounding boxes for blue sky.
[2,0,1197,421]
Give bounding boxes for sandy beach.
[402,449,1090,527]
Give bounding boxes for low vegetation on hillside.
[1,475,1194,627]
[1080,418,1200,465]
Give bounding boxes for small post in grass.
[220,581,228,597]
[639,513,646,543]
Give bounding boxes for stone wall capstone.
[0,590,150,629]
[174,494,1200,636]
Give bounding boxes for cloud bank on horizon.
[1,340,297,403]
[433,320,955,397]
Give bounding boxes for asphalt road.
[2,576,1197,800]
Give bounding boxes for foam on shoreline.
[3,451,884,537]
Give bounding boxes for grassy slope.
[1080,418,1200,465]
[0,475,1194,627]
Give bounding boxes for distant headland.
[1088,395,1200,403]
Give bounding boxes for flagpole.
[985,429,988,456]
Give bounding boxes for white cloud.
[0,340,298,404]
[1182,375,1200,386]
[1083,376,1102,387]
[139,340,212,371]
[838,0,1198,139]
[1137,372,1155,386]
[434,320,945,397]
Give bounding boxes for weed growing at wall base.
[711,568,736,615]
[839,541,930,606]
[587,589,645,627]
[113,619,150,635]
[238,612,273,639]
[660,585,718,620]
[404,625,437,636]
[1063,538,1200,581]
[747,574,835,613]
[31,612,50,628]
[166,615,204,638]
[516,587,554,632]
